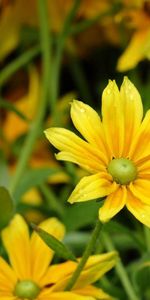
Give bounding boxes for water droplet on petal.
[141,213,145,219]
[107,89,111,95]
[80,108,85,113]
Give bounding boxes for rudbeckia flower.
[45,77,150,227]
[117,0,150,71]
[0,214,117,299]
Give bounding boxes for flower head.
[45,77,150,227]
[0,214,117,300]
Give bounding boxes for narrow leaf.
[0,98,29,121]
[31,223,77,262]
[0,186,14,229]
[14,167,61,201]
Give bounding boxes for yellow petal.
[126,189,150,227]
[0,297,16,300]
[48,252,117,292]
[70,100,109,161]
[56,151,105,174]
[129,110,150,162]
[129,179,150,205]
[31,218,65,283]
[39,290,94,300]
[68,173,117,204]
[99,186,126,223]
[75,285,112,300]
[73,253,118,289]
[102,80,124,157]
[45,128,107,172]
[117,30,150,71]
[0,257,17,291]
[120,77,143,156]
[2,214,31,280]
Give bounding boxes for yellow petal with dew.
[120,77,143,156]
[129,179,150,205]
[117,30,149,71]
[70,100,109,161]
[0,257,17,291]
[30,217,65,283]
[102,80,124,158]
[99,186,126,223]
[75,285,112,300]
[129,110,150,162]
[68,173,117,204]
[126,189,150,227]
[56,151,105,174]
[45,127,107,170]
[2,214,31,280]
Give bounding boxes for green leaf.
[0,186,14,229]
[63,201,102,231]
[31,223,77,262]
[132,255,150,298]
[0,98,29,121]
[104,220,145,252]
[14,168,62,201]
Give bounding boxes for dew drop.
[107,89,111,95]
[80,108,86,113]
[130,94,134,100]
[141,213,145,219]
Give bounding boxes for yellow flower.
[45,77,150,227]
[117,0,150,71]
[0,214,117,300]
[0,0,119,59]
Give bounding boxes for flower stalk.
[102,231,139,300]
[9,0,51,195]
[65,219,103,291]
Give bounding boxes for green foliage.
[31,223,77,262]
[0,187,14,229]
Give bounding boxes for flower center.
[14,280,40,300]
[107,158,137,185]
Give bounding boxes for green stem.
[102,232,139,300]
[0,45,40,86]
[65,219,102,291]
[68,54,92,104]
[144,226,150,251]
[39,183,64,217]
[9,0,51,196]
[50,0,81,113]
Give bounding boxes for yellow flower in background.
[2,66,40,142]
[45,77,150,227]
[0,214,117,299]
[1,67,73,222]
[117,0,150,71]
[0,0,119,60]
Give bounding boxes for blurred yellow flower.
[117,0,150,71]
[0,0,119,59]
[45,77,150,227]
[0,214,117,299]
[2,67,70,185]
